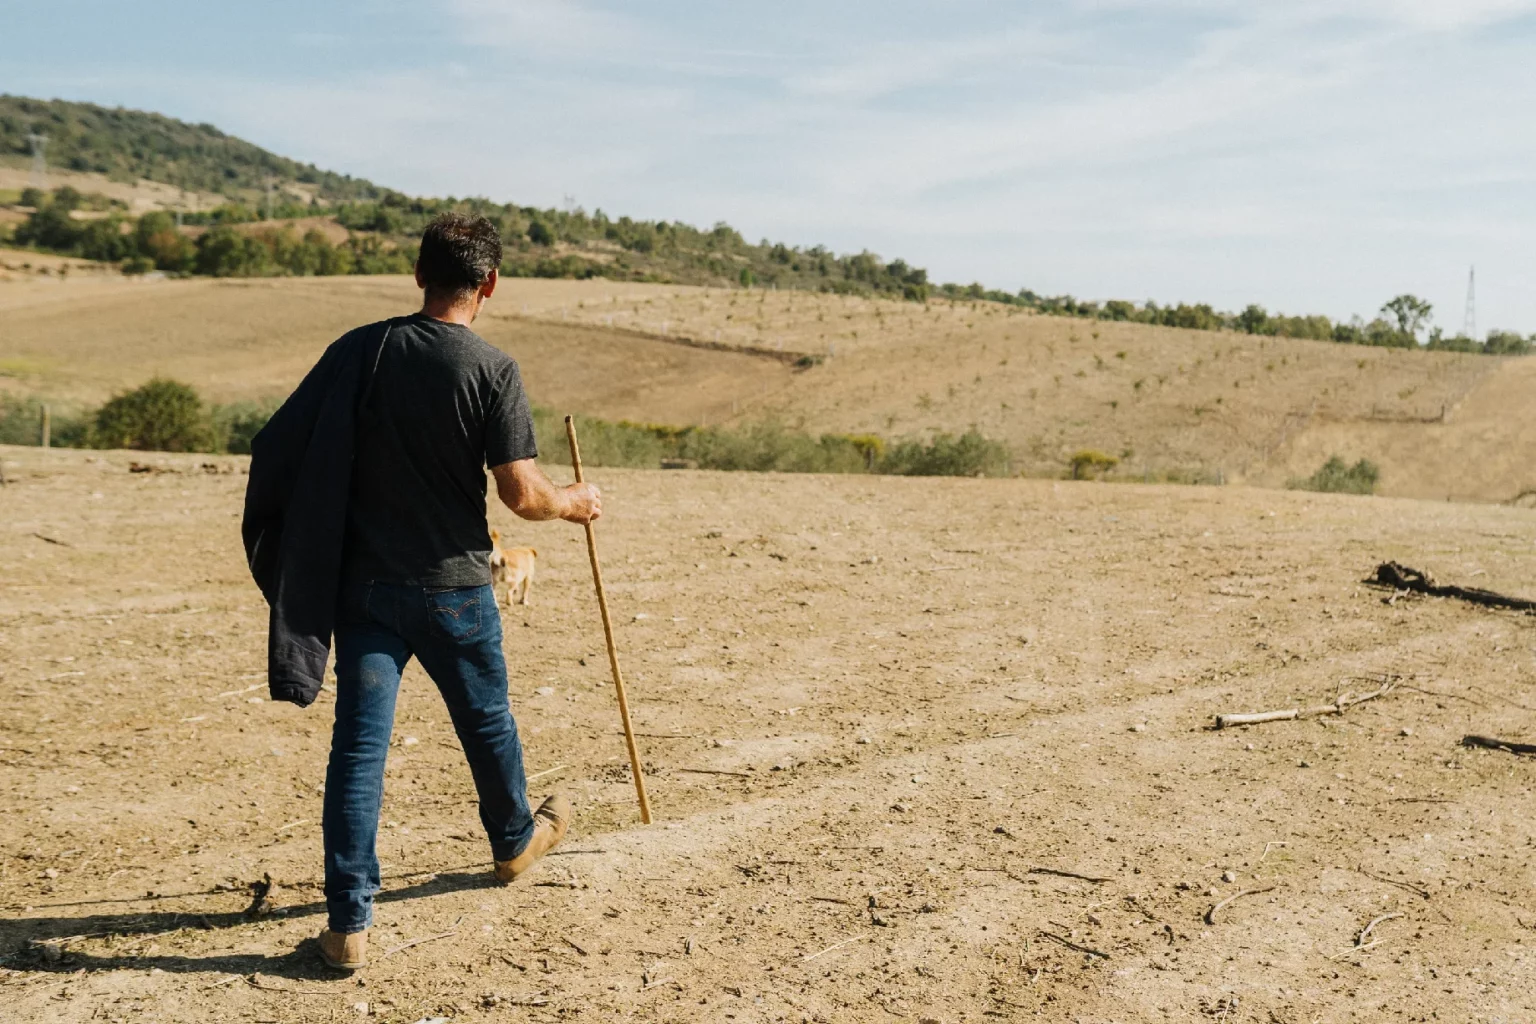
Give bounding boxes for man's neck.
[420,296,481,327]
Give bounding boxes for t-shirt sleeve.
[485,360,539,466]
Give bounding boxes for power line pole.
[26,132,48,190]
[1463,265,1476,339]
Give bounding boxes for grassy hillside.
[0,96,930,298]
[0,95,379,202]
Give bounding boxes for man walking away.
[242,214,600,971]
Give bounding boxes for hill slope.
[4,275,1532,502]
[0,95,933,297]
[0,95,380,202]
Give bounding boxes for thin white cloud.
[20,0,1535,329]
[447,0,645,52]
[781,28,1082,102]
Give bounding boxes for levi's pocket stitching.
[427,589,483,642]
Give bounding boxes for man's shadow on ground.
[0,867,498,981]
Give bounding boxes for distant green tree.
[1483,330,1532,356]
[527,219,554,246]
[51,185,85,212]
[1381,294,1432,341]
[1425,331,1480,353]
[134,211,195,271]
[1236,304,1269,334]
[194,226,275,276]
[739,267,754,287]
[82,218,135,261]
[13,202,82,252]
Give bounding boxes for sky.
[6,1,1536,333]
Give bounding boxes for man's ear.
[414,262,426,290]
[481,267,499,299]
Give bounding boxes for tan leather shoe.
[494,794,571,884]
[317,928,368,970]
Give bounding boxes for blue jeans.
[324,582,535,933]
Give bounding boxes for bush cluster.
[1288,456,1380,495]
[532,411,1009,477]
[935,285,1533,357]
[4,380,1013,479]
[1,382,279,454]
[10,188,413,277]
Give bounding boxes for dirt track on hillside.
[4,446,1536,1022]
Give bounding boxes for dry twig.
[801,935,866,961]
[246,977,334,996]
[1214,678,1397,729]
[1036,929,1110,960]
[1356,867,1430,900]
[1024,866,1112,884]
[378,930,456,961]
[1358,911,1402,945]
[1204,886,1276,925]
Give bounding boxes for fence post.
[40,404,51,448]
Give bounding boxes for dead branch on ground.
[1462,734,1536,756]
[1368,562,1536,613]
[1214,678,1398,729]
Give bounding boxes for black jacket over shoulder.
[242,320,391,707]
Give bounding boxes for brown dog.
[489,529,538,606]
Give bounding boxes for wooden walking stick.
[565,415,652,824]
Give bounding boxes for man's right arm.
[491,459,601,523]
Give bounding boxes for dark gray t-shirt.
[342,314,538,587]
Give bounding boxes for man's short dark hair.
[417,213,503,297]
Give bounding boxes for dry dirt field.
[5,274,1532,502]
[5,445,1536,1023]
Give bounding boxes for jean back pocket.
[424,587,484,643]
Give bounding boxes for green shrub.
[527,220,555,246]
[882,429,1011,477]
[195,226,276,277]
[530,409,666,469]
[1288,455,1379,495]
[683,421,869,473]
[1069,449,1119,479]
[94,378,213,452]
[211,397,283,454]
